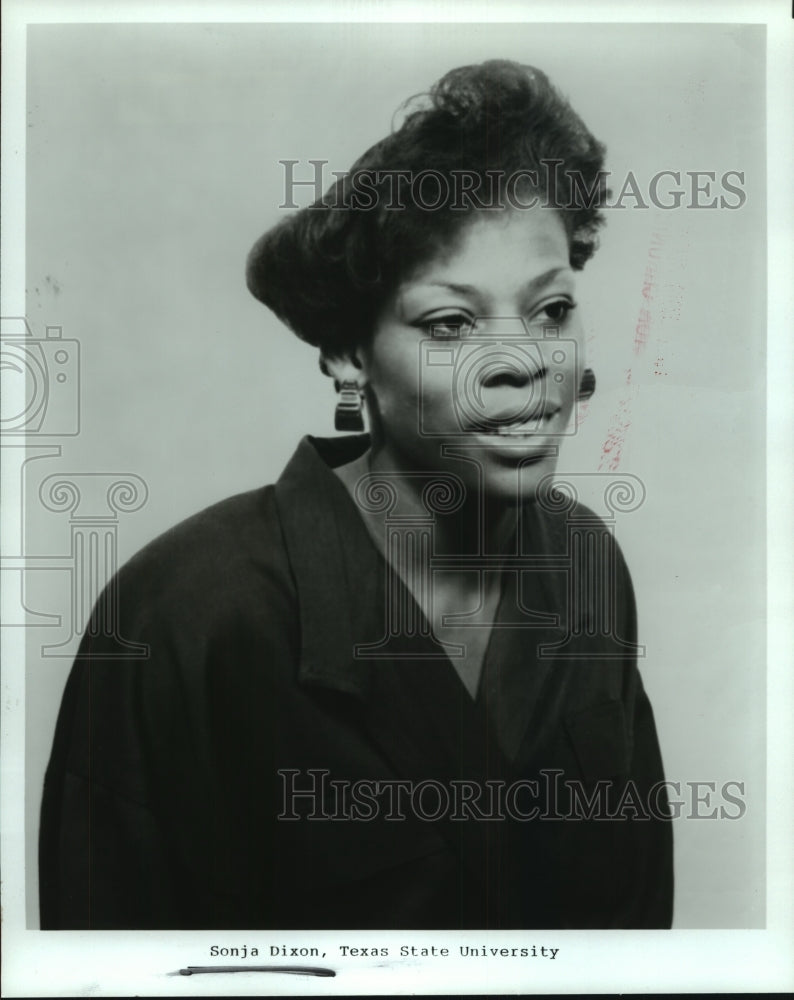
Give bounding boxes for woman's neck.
[332,444,521,561]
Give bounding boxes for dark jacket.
[39,435,673,929]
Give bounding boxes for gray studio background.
[23,22,765,928]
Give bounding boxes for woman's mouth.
[472,408,558,437]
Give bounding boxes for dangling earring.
[577,368,596,401]
[334,380,365,432]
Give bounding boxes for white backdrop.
[22,21,766,929]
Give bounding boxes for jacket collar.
[273,434,376,700]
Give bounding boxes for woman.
[39,60,673,929]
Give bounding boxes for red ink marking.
[598,368,634,471]
[641,264,655,302]
[599,232,665,470]
[634,306,652,354]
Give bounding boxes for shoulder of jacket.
[104,484,293,628]
[533,492,632,570]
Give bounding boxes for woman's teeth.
[488,415,550,435]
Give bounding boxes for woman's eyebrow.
[422,281,479,296]
[395,282,481,317]
[523,266,573,290]
[421,267,572,298]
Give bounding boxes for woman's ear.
[319,352,366,387]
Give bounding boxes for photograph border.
[2,0,792,995]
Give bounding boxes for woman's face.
[359,207,585,501]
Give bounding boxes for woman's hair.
[246,59,607,357]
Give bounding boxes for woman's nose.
[472,355,556,426]
[452,317,565,427]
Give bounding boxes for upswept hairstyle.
[246,60,607,357]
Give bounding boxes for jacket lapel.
[274,438,514,883]
[273,435,369,700]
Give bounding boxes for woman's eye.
[539,299,576,323]
[423,314,473,338]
